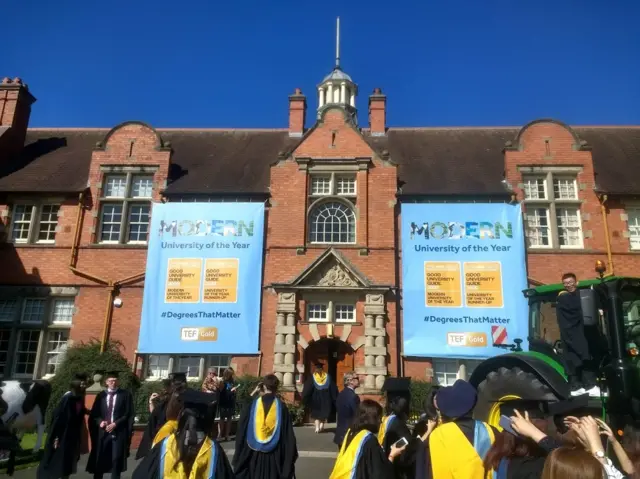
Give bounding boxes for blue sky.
[4,0,639,128]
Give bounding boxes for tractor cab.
[470,261,640,433]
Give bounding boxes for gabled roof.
[271,248,390,291]
[0,124,638,196]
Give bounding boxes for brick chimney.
[288,88,306,138]
[368,88,386,136]
[0,77,36,161]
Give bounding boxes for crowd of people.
[31,361,640,479]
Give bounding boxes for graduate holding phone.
[377,396,418,479]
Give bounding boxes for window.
[99,173,153,244]
[306,302,356,323]
[627,209,640,250]
[307,304,329,322]
[432,359,483,386]
[0,296,75,379]
[310,174,356,197]
[44,330,69,375]
[9,203,61,244]
[433,359,459,386]
[143,354,231,380]
[147,355,171,379]
[335,304,356,323]
[309,202,356,244]
[522,173,582,249]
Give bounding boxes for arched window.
[309,201,356,244]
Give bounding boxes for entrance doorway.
[304,338,354,422]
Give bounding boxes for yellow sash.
[160,434,217,479]
[377,415,396,446]
[313,372,327,386]
[329,429,372,479]
[429,421,495,479]
[153,419,178,447]
[254,397,277,442]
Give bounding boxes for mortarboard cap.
[105,371,120,379]
[170,372,187,384]
[180,389,218,420]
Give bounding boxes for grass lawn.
[0,432,46,473]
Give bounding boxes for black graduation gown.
[37,392,86,479]
[132,437,235,479]
[86,389,134,475]
[556,292,591,372]
[233,393,298,479]
[334,387,360,446]
[135,399,168,460]
[380,418,417,479]
[341,431,395,479]
[301,376,337,421]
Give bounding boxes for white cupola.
[317,17,358,123]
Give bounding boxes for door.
[332,341,355,392]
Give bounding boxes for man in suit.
[333,371,360,449]
[86,371,134,479]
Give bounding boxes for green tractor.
[469,263,640,436]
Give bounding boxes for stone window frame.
[142,354,232,381]
[518,166,584,250]
[622,204,640,251]
[3,197,65,245]
[0,290,78,380]
[305,300,356,324]
[96,166,158,245]
[307,198,357,245]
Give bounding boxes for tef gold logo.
[446,332,487,347]
[181,327,218,342]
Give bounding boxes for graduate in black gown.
[558,273,599,396]
[37,374,88,479]
[377,397,417,479]
[233,374,298,479]
[135,378,173,460]
[330,399,406,479]
[132,390,233,479]
[86,371,134,479]
[301,362,337,433]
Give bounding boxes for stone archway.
[304,338,355,393]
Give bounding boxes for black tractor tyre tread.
[474,367,559,422]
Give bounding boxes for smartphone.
[499,415,518,436]
[393,437,409,448]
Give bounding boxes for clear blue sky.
[4,0,639,128]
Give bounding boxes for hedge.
[46,340,139,427]
[408,379,433,423]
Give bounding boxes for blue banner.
[401,203,528,358]
[138,202,265,354]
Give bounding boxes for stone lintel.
[364,327,386,337]
[340,324,352,342]
[309,323,320,342]
[274,344,296,354]
[355,366,387,376]
[364,305,385,315]
[351,335,366,351]
[356,387,384,396]
[275,325,296,335]
[297,336,309,349]
[363,346,387,356]
[273,364,296,373]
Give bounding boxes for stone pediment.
[288,248,370,289]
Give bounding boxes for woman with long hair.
[218,368,238,442]
[377,396,419,479]
[483,410,563,478]
[330,399,406,479]
[136,378,173,460]
[541,447,605,479]
[133,392,233,478]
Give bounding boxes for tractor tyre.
[474,366,559,425]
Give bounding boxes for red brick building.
[0,68,639,394]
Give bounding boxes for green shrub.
[47,340,140,427]
[285,401,305,426]
[408,379,433,423]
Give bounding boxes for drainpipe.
[599,194,615,275]
[100,284,116,353]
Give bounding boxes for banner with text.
[138,202,264,354]
[401,203,528,358]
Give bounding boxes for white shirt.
[603,457,625,479]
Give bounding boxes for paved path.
[11,425,339,478]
